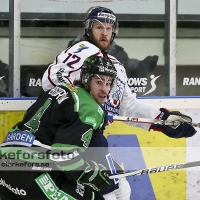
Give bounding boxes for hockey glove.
[77,161,111,191]
[151,108,197,138]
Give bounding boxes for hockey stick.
[109,160,200,179]
[108,115,200,128]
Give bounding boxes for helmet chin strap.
[83,82,90,91]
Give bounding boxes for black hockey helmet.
[80,54,117,88]
[84,6,118,42]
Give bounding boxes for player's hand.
[150,108,197,138]
[77,161,111,191]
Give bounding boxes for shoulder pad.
[108,54,123,66]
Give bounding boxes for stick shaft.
[109,115,200,128]
[109,161,200,179]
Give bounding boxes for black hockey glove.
[151,108,197,138]
[77,161,111,191]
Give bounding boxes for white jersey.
[42,41,160,130]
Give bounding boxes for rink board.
[0,98,200,200]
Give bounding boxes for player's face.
[89,22,113,51]
[89,75,112,104]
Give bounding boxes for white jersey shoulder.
[42,41,102,91]
[107,54,127,84]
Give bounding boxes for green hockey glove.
[77,161,111,191]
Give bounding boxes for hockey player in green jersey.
[0,55,117,200]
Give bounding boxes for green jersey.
[1,83,106,173]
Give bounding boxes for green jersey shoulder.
[60,83,105,130]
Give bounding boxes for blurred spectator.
[0,60,32,97]
[125,55,159,79]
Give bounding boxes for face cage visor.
[82,72,117,94]
[84,18,118,35]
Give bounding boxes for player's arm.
[50,124,111,190]
[119,66,196,138]
[82,131,121,194]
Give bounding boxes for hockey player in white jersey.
[42,6,196,200]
